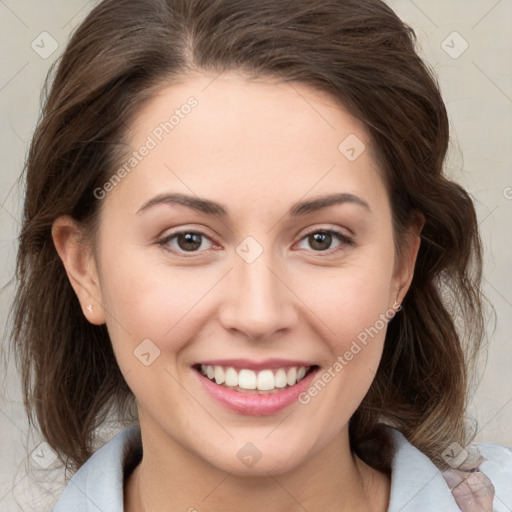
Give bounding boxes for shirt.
[51,426,512,512]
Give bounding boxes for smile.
[192,362,320,415]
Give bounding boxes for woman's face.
[78,72,418,475]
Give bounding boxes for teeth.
[286,367,297,386]
[214,366,225,385]
[239,369,257,390]
[257,369,274,391]
[225,367,238,387]
[274,369,287,388]
[199,365,311,391]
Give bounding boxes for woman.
[10,0,512,510]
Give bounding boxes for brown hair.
[10,0,486,472]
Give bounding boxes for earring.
[86,304,93,313]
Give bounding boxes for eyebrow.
[136,192,371,217]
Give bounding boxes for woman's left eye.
[296,229,354,253]
[157,228,353,256]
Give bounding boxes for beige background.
[0,1,511,510]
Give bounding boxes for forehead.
[130,71,369,155]
[107,71,389,217]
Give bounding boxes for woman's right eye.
[157,230,215,255]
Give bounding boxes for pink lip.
[194,366,319,415]
[194,358,315,371]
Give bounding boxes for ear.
[51,215,106,325]
[392,211,425,306]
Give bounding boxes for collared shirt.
[51,426,512,512]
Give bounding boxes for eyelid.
[297,223,353,240]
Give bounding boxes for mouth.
[192,363,318,394]
[192,361,320,415]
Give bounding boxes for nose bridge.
[220,238,296,339]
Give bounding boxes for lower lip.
[195,367,319,415]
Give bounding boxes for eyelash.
[156,228,355,257]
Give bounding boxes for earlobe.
[51,215,106,325]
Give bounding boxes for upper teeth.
[200,365,309,391]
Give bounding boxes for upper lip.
[193,358,318,371]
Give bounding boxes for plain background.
[0,1,511,510]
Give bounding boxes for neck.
[125,418,390,512]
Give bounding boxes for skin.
[52,71,422,512]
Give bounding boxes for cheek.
[296,248,395,354]
[293,241,396,410]
[100,255,209,337]
[318,276,391,389]
[296,289,393,441]
[96,234,228,382]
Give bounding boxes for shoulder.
[51,426,142,512]
[475,441,512,510]
[386,427,512,512]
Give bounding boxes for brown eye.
[308,232,333,251]
[158,231,214,254]
[296,229,354,253]
[176,232,203,251]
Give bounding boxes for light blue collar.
[386,428,461,511]
[52,426,141,512]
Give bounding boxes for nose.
[219,247,298,341]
